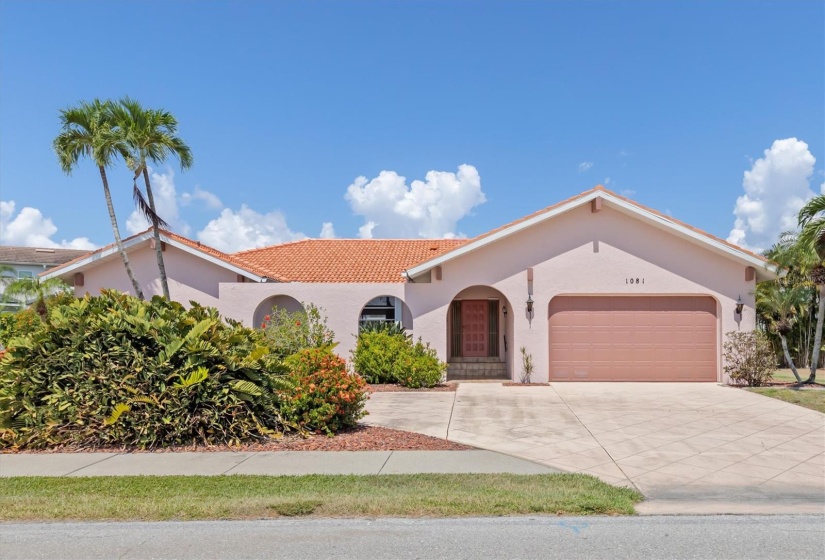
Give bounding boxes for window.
[17,270,33,279]
[359,296,401,327]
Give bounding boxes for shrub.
[280,347,367,434]
[359,321,407,337]
[392,338,447,389]
[0,293,72,347]
[260,303,335,358]
[0,290,287,450]
[723,330,776,387]
[351,331,446,388]
[351,330,409,384]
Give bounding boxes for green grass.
[0,474,643,521]
[748,387,825,414]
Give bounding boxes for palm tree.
[2,276,72,321]
[756,281,808,382]
[113,98,193,299]
[797,194,825,384]
[53,100,145,300]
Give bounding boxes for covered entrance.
[448,286,511,380]
[548,295,718,381]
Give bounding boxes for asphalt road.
[2,515,823,559]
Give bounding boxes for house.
[41,186,778,383]
[0,246,88,310]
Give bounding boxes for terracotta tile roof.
[43,229,285,281]
[0,246,89,266]
[235,239,468,283]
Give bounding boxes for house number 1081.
[626,278,645,284]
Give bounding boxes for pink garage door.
[548,296,717,382]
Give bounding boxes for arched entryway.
[253,295,304,328]
[446,286,513,380]
[358,295,412,331]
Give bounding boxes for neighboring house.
[0,246,88,310]
[42,186,778,384]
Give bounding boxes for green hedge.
[351,330,446,388]
[0,290,289,450]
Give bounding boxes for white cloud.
[126,169,192,236]
[319,222,336,239]
[578,161,593,172]
[0,200,96,250]
[197,205,306,252]
[180,187,224,210]
[620,189,636,198]
[604,177,612,185]
[727,138,818,252]
[344,164,486,239]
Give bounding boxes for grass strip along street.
[0,473,643,521]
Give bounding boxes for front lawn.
[748,387,825,414]
[0,473,643,521]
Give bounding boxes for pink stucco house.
[43,186,777,383]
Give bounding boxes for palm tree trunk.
[142,166,170,299]
[99,166,144,300]
[779,334,802,383]
[808,284,825,383]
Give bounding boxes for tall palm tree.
[113,98,193,299]
[53,100,145,300]
[797,194,825,383]
[756,281,808,382]
[2,276,72,321]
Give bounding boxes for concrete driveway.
[365,383,825,514]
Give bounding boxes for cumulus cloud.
[0,200,96,249]
[180,187,224,210]
[319,222,336,239]
[344,164,486,239]
[126,169,192,236]
[578,161,593,172]
[727,138,818,252]
[197,205,306,252]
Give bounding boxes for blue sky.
[1,0,823,253]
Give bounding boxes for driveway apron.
[365,383,825,514]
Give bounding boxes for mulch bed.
[367,383,457,392]
[502,382,550,386]
[1,425,472,454]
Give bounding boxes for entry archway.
[358,295,412,330]
[253,295,304,328]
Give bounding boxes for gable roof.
[236,239,467,283]
[404,185,778,281]
[41,229,285,283]
[0,246,89,266]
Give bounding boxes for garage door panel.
[549,296,717,382]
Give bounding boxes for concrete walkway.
[0,449,557,477]
[366,383,825,515]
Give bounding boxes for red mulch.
[367,383,457,393]
[502,382,550,386]
[1,425,472,454]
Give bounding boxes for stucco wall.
[74,244,237,307]
[403,204,756,384]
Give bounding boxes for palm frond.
[132,182,170,229]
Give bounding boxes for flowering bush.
[280,347,367,434]
[723,330,776,387]
[260,303,335,358]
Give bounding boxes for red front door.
[462,300,488,357]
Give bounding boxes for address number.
[626,278,645,284]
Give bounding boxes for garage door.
[548,296,717,381]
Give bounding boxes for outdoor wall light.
[526,295,534,316]
[735,295,744,315]
[502,305,507,317]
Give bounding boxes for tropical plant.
[259,303,336,358]
[0,290,288,450]
[112,97,193,299]
[756,281,808,382]
[519,347,534,383]
[797,194,825,383]
[53,99,145,299]
[280,347,368,434]
[1,276,72,320]
[723,330,776,387]
[358,321,409,337]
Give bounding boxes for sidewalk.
[0,450,558,477]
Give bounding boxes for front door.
[461,300,488,357]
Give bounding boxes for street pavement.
[366,382,825,514]
[2,515,823,559]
